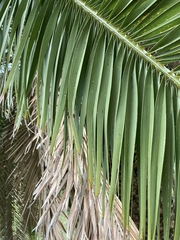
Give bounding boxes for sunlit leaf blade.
[108,44,125,152]
[174,110,180,240]
[162,83,174,240]
[151,25,180,54]
[38,1,62,131]
[95,38,114,196]
[109,52,134,211]
[41,8,68,135]
[121,0,157,30]
[50,12,81,154]
[132,1,180,39]
[109,0,134,20]
[1,0,40,95]
[122,62,138,228]
[0,1,16,68]
[136,61,148,170]
[78,31,99,146]
[139,68,154,239]
[68,21,91,152]
[87,34,106,186]
[148,80,166,240]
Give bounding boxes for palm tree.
[0,0,180,239]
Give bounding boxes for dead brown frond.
[33,119,139,239]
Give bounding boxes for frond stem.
[74,0,180,87]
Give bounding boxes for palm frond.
[1,0,180,239]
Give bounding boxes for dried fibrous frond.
[33,119,138,239]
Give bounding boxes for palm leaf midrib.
[74,0,180,87]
